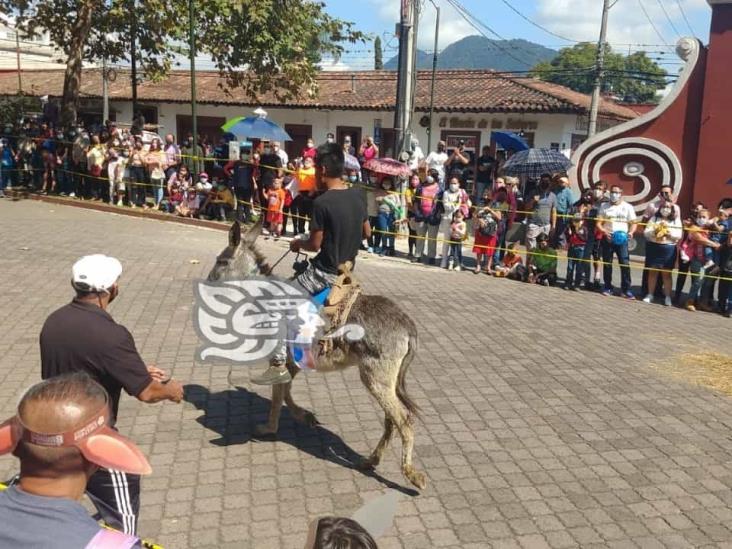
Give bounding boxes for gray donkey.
[207,221,426,490]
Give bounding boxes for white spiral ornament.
[578,137,683,213]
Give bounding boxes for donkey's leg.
[281,362,319,428]
[360,362,426,490]
[255,383,286,436]
[359,416,394,470]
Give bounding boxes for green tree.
[374,36,383,70]
[532,43,667,103]
[2,0,364,126]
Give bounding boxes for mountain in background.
[383,35,556,72]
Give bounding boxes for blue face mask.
[349,175,358,183]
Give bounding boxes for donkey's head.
[207,220,268,282]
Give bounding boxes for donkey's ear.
[228,221,242,248]
[243,217,263,247]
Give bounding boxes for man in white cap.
[39,254,184,535]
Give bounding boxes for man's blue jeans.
[687,258,706,302]
[376,212,395,251]
[601,239,631,293]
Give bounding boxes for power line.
[675,0,697,37]
[655,0,683,40]
[497,0,580,43]
[443,0,538,68]
[637,0,670,46]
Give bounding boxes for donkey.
[207,221,426,490]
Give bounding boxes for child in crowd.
[265,177,286,240]
[528,233,558,286]
[494,242,525,280]
[564,204,590,290]
[473,194,501,274]
[167,183,184,214]
[374,177,401,256]
[448,210,467,271]
[709,209,729,266]
[685,208,721,311]
[176,187,200,218]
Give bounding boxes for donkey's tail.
[396,330,420,419]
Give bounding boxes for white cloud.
[534,0,708,47]
[319,58,352,72]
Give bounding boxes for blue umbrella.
[222,108,292,142]
[491,131,529,152]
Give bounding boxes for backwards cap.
[72,255,122,293]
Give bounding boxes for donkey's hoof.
[254,423,278,438]
[405,468,427,491]
[357,457,378,471]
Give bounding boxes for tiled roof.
[0,68,637,120]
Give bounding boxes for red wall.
[693,3,732,209]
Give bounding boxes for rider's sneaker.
[251,365,292,385]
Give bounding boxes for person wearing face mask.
[684,208,722,311]
[422,140,449,186]
[597,185,637,299]
[525,174,557,263]
[412,169,444,264]
[302,138,317,161]
[359,136,379,183]
[272,140,288,166]
[642,202,683,305]
[39,255,184,534]
[405,174,421,259]
[373,177,402,256]
[258,140,283,198]
[292,156,317,235]
[439,178,471,269]
[641,184,681,298]
[224,149,257,222]
[674,202,706,304]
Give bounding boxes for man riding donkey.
[251,142,371,386]
[210,142,426,489]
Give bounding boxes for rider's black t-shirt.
[310,187,368,274]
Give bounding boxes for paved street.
[2,198,732,549]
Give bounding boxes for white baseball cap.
[71,255,123,293]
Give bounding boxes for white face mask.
[369,177,377,184]
[610,192,621,203]
[449,184,459,192]
[697,217,708,226]
[660,207,672,217]
[263,148,271,155]
[383,184,392,191]
[426,176,434,184]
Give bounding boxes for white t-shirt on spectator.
[599,201,637,233]
[424,151,448,180]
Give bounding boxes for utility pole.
[130,0,138,120]
[427,1,440,154]
[189,0,198,164]
[15,29,22,93]
[588,0,610,137]
[393,0,419,161]
[102,57,109,123]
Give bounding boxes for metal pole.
[427,3,440,154]
[102,57,109,123]
[189,0,198,167]
[588,0,610,137]
[15,28,22,93]
[393,0,418,160]
[130,0,138,119]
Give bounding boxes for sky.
[319,0,714,72]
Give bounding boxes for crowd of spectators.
[1,118,730,317]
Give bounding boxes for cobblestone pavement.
[1,199,732,549]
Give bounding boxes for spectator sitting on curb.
[528,233,558,286]
[201,181,236,221]
[494,242,525,280]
